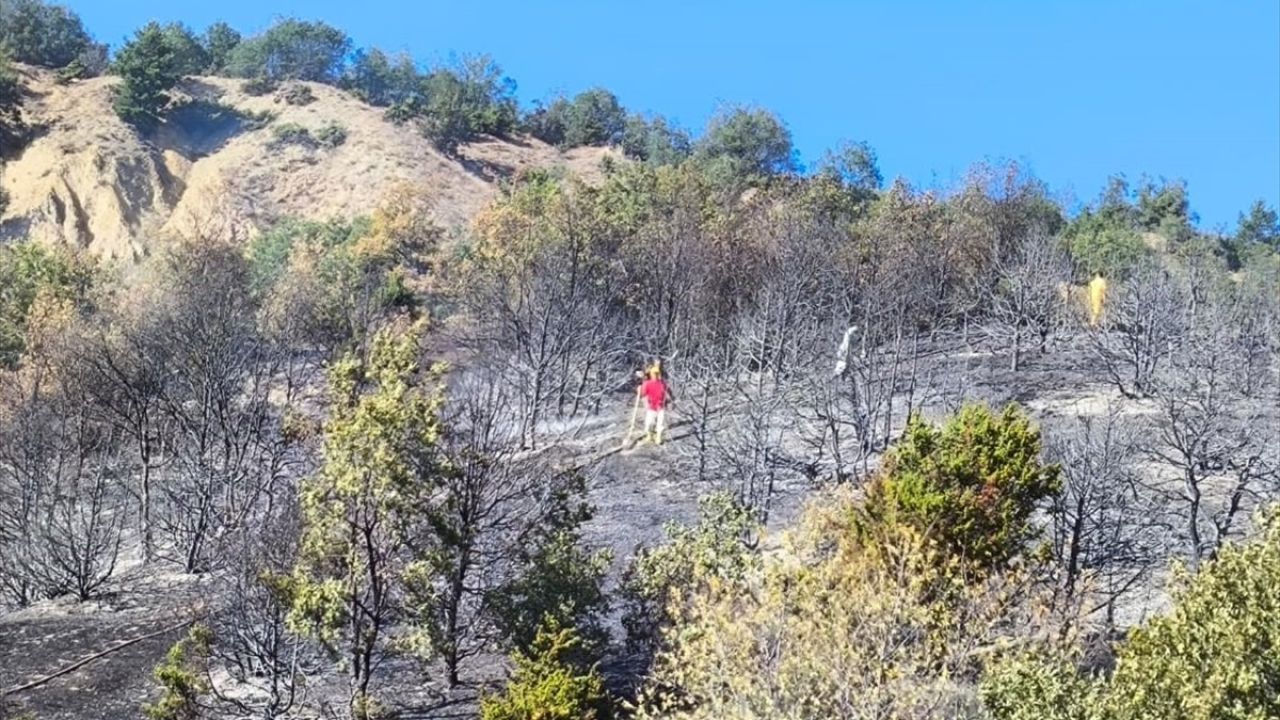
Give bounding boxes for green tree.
[224,19,351,83]
[1136,178,1195,243]
[419,55,518,153]
[159,23,209,77]
[0,241,95,367]
[620,113,690,165]
[288,322,446,717]
[201,22,241,74]
[0,0,96,69]
[112,22,182,130]
[859,403,1061,572]
[694,106,797,179]
[817,140,882,197]
[341,47,420,107]
[1104,510,1280,720]
[480,617,613,720]
[1063,210,1148,278]
[488,492,612,657]
[522,96,569,145]
[562,87,626,147]
[1235,200,1279,249]
[981,650,1101,720]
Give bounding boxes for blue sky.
[72,0,1279,230]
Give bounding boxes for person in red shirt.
[639,363,669,445]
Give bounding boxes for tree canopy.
[0,0,101,69]
[225,18,351,83]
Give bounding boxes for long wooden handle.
[624,392,641,442]
[2,619,194,697]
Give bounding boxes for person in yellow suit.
[1088,275,1107,327]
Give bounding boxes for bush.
[620,493,759,654]
[315,123,346,147]
[54,58,87,84]
[143,625,213,720]
[240,76,276,96]
[633,488,1027,720]
[480,617,613,720]
[0,53,25,151]
[489,519,612,658]
[270,122,314,148]
[0,241,95,367]
[276,82,315,106]
[982,507,1280,720]
[858,403,1061,572]
[981,650,1101,720]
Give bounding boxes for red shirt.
[641,378,667,410]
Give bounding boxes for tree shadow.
[455,154,516,183]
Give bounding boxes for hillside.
[0,65,617,259]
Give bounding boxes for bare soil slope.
[0,66,616,259]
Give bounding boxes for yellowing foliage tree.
[634,486,1042,720]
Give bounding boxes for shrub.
[489,519,612,658]
[0,241,95,367]
[981,650,1101,720]
[981,507,1280,720]
[619,492,759,654]
[480,617,613,720]
[239,108,275,130]
[858,403,1061,572]
[276,82,314,106]
[315,122,347,148]
[633,488,1029,720]
[54,58,87,84]
[240,76,276,96]
[1104,508,1280,720]
[0,53,25,151]
[270,122,314,148]
[143,625,213,720]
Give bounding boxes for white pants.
[644,408,666,434]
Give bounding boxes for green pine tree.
[113,22,181,130]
